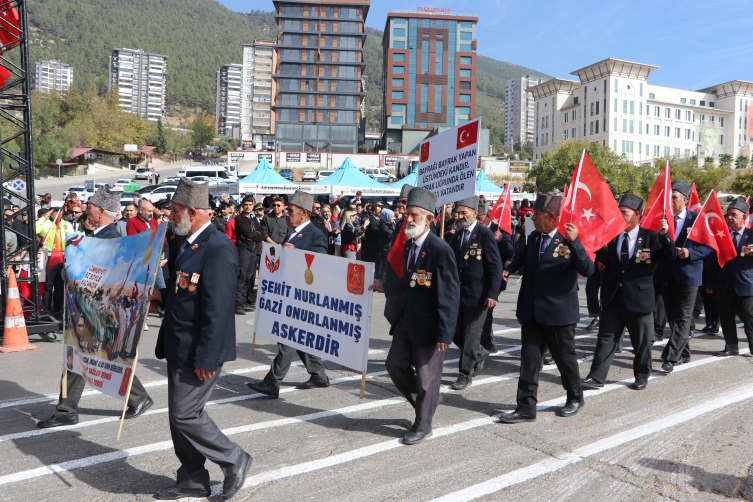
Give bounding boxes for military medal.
[464,253,469,260]
[188,273,199,293]
[175,271,181,293]
[470,249,476,256]
[410,272,417,287]
[425,272,432,287]
[304,254,315,285]
[179,272,189,290]
[188,284,196,293]
[476,248,482,260]
[553,251,559,257]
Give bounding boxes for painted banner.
[63,224,166,400]
[254,243,374,373]
[417,117,481,207]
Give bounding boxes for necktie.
[409,242,419,271]
[462,229,471,250]
[176,240,189,261]
[538,234,550,263]
[287,230,296,243]
[733,231,740,248]
[620,232,630,267]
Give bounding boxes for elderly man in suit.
[37,186,154,429]
[709,198,753,356]
[151,178,251,500]
[654,180,713,372]
[371,187,460,445]
[247,190,331,398]
[500,193,595,422]
[582,194,676,391]
[481,202,514,354]
[448,195,503,390]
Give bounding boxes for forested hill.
[28,0,551,147]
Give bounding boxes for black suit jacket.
[94,223,122,239]
[156,225,238,370]
[235,214,262,252]
[654,210,713,286]
[601,227,676,313]
[450,224,503,306]
[287,221,328,254]
[508,231,595,326]
[383,231,460,346]
[710,227,753,297]
[361,214,381,262]
[489,222,514,292]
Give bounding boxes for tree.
[358,144,368,153]
[215,138,234,155]
[731,169,753,196]
[662,156,732,201]
[154,118,168,154]
[30,91,75,167]
[736,154,750,170]
[720,153,733,167]
[703,157,715,169]
[187,112,216,156]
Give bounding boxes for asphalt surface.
[1,273,753,502]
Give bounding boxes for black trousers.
[586,292,654,384]
[516,320,583,416]
[585,271,601,317]
[700,287,719,326]
[43,262,64,313]
[262,343,327,389]
[653,283,667,338]
[167,364,245,489]
[717,289,753,349]
[234,249,256,305]
[245,252,261,303]
[660,281,697,363]
[385,316,445,433]
[452,303,488,378]
[481,307,496,351]
[55,371,148,419]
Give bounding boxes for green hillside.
[28,0,552,149]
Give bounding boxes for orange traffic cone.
[0,268,36,353]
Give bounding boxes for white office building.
[241,40,275,150]
[530,58,753,164]
[35,60,74,94]
[215,63,243,137]
[504,75,545,148]
[108,48,168,122]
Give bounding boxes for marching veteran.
[500,193,595,422]
[371,187,460,445]
[151,178,251,501]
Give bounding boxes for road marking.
[429,382,753,502]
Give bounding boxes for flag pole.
[663,161,669,220]
[440,204,447,237]
[570,150,586,223]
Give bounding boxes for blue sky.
[218,0,753,90]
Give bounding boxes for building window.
[391,116,403,124]
[591,103,594,116]
[629,120,633,133]
[572,127,576,138]
[639,121,642,134]
[459,69,471,77]
[685,110,691,121]
[720,134,724,145]
[459,81,471,89]
[700,100,706,106]
[394,41,405,49]
[564,112,568,124]
[590,121,594,134]
[680,98,686,104]
[435,85,442,113]
[649,93,655,99]
[630,101,634,114]
[675,127,680,138]
[572,110,576,121]
[459,44,473,52]
[654,125,660,135]
[393,28,406,37]
[392,78,404,86]
[596,120,600,134]
[690,99,696,105]
[564,129,568,139]
[420,84,428,112]
[614,98,617,112]
[664,126,670,136]
[665,108,670,118]
[392,91,404,99]
[436,41,443,75]
[393,66,405,74]
[393,53,405,61]
[614,118,617,131]
[392,104,404,112]
[623,119,627,133]
[460,21,473,27]
[614,139,617,151]
[623,100,627,113]
[460,56,472,65]
[459,94,471,102]
[685,129,691,139]
[654,106,660,117]
[457,106,471,115]
[615,79,618,92]
[720,117,724,127]
[460,32,473,40]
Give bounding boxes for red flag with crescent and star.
[0,6,20,52]
[687,190,736,268]
[688,183,702,212]
[746,197,751,230]
[558,150,626,258]
[456,120,479,149]
[489,183,512,235]
[642,161,675,240]
[387,219,409,279]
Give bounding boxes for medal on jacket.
[555,243,570,259]
[464,252,469,260]
[416,270,427,286]
[425,272,432,287]
[743,245,753,257]
[188,273,199,293]
[636,249,650,264]
[175,270,182,293]
[178,272,189,290]
[476,248,482,260]
[410,272,417,287]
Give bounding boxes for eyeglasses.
[273,204,283,208]
[72,211,83,215]
[313,206,321,210]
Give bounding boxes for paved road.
[1,277,753,501]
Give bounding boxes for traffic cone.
[0,268,36,353]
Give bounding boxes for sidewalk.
[34,161,187,188]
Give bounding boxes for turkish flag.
[0,64,10,86]
[489,183,512,235]
[687,190,736,268]
[387,219,409,279]
[642,162,675,240]
[746,197,752,230]
[0,7,19,51]
[688,183,702,212]
[558,150,626,258]
[456,119,479,149]
[563,184,569,199]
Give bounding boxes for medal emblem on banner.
[346,263,365,295]
[304,253,315,285]
[265,247,281,273]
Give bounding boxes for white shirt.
[186,221,212,245]
[674,208,687,240]
[617,225,640,259]
[539,228,558,254]
[408,229,430,267]
[461,221,477,248]
[286,220,311,242]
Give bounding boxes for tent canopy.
[312,157,388,188]
[238,157,294,185]
[475,169,502,194]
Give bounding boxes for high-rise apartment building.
[504,75,544,148]
[242,40,276,150]
[35,60,74,94]
[273,0,369,153]
[530,58,753,164]
[108,48,167,122]
[216,63,243,138]
[381,10,478,155]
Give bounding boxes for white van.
[176,166,237,181]
[362,167,396,182]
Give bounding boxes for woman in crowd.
[376,208,395,281]
[339,209,367,260]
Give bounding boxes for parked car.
[189,176,213,183]
[301,170,317,182]
[316,170,336,181]
[112,179,141,192]
[279,168,295,181]
[136,185,160,195]
[63,186,89,201]
[161,178,180,185]
[134,167,151,180]
[362,167,397,183]
[146,185,177,203]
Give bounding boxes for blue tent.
[475,169,502,194]
[312,157,391,190]
[238,157,294,185]
[391,169,418,190]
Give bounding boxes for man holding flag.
[654,180,714,372]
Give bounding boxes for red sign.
[417,7,450,14]
[346,263,365,295]
[457,120,479,149]
[420,142,430,163]
[119,368,132,396]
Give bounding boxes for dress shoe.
[472,352,489,376]
[581,377,604,389]
[700,324,719,334]
[654,334,664,342]
[543,357,555,366]
[585,318,600,331]
[488,344,499,354]
[661,361,674,373]
[124,396,154,419]
[450,375,472,390]
[37,414,79,428]
[295,376,330,390]
[631,381,647,390]
[615,345,623,354]
[243,303,254,312]
[498,410,536,423]
[715,348,740,357]
[222,451,252,500]
[247,381,279,398]
[402,430,432,445]
[675,358,691,365]
[558,400,584,417]
[234,304,246,315]
[155,485,211,500]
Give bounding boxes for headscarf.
[379,208,394,223]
